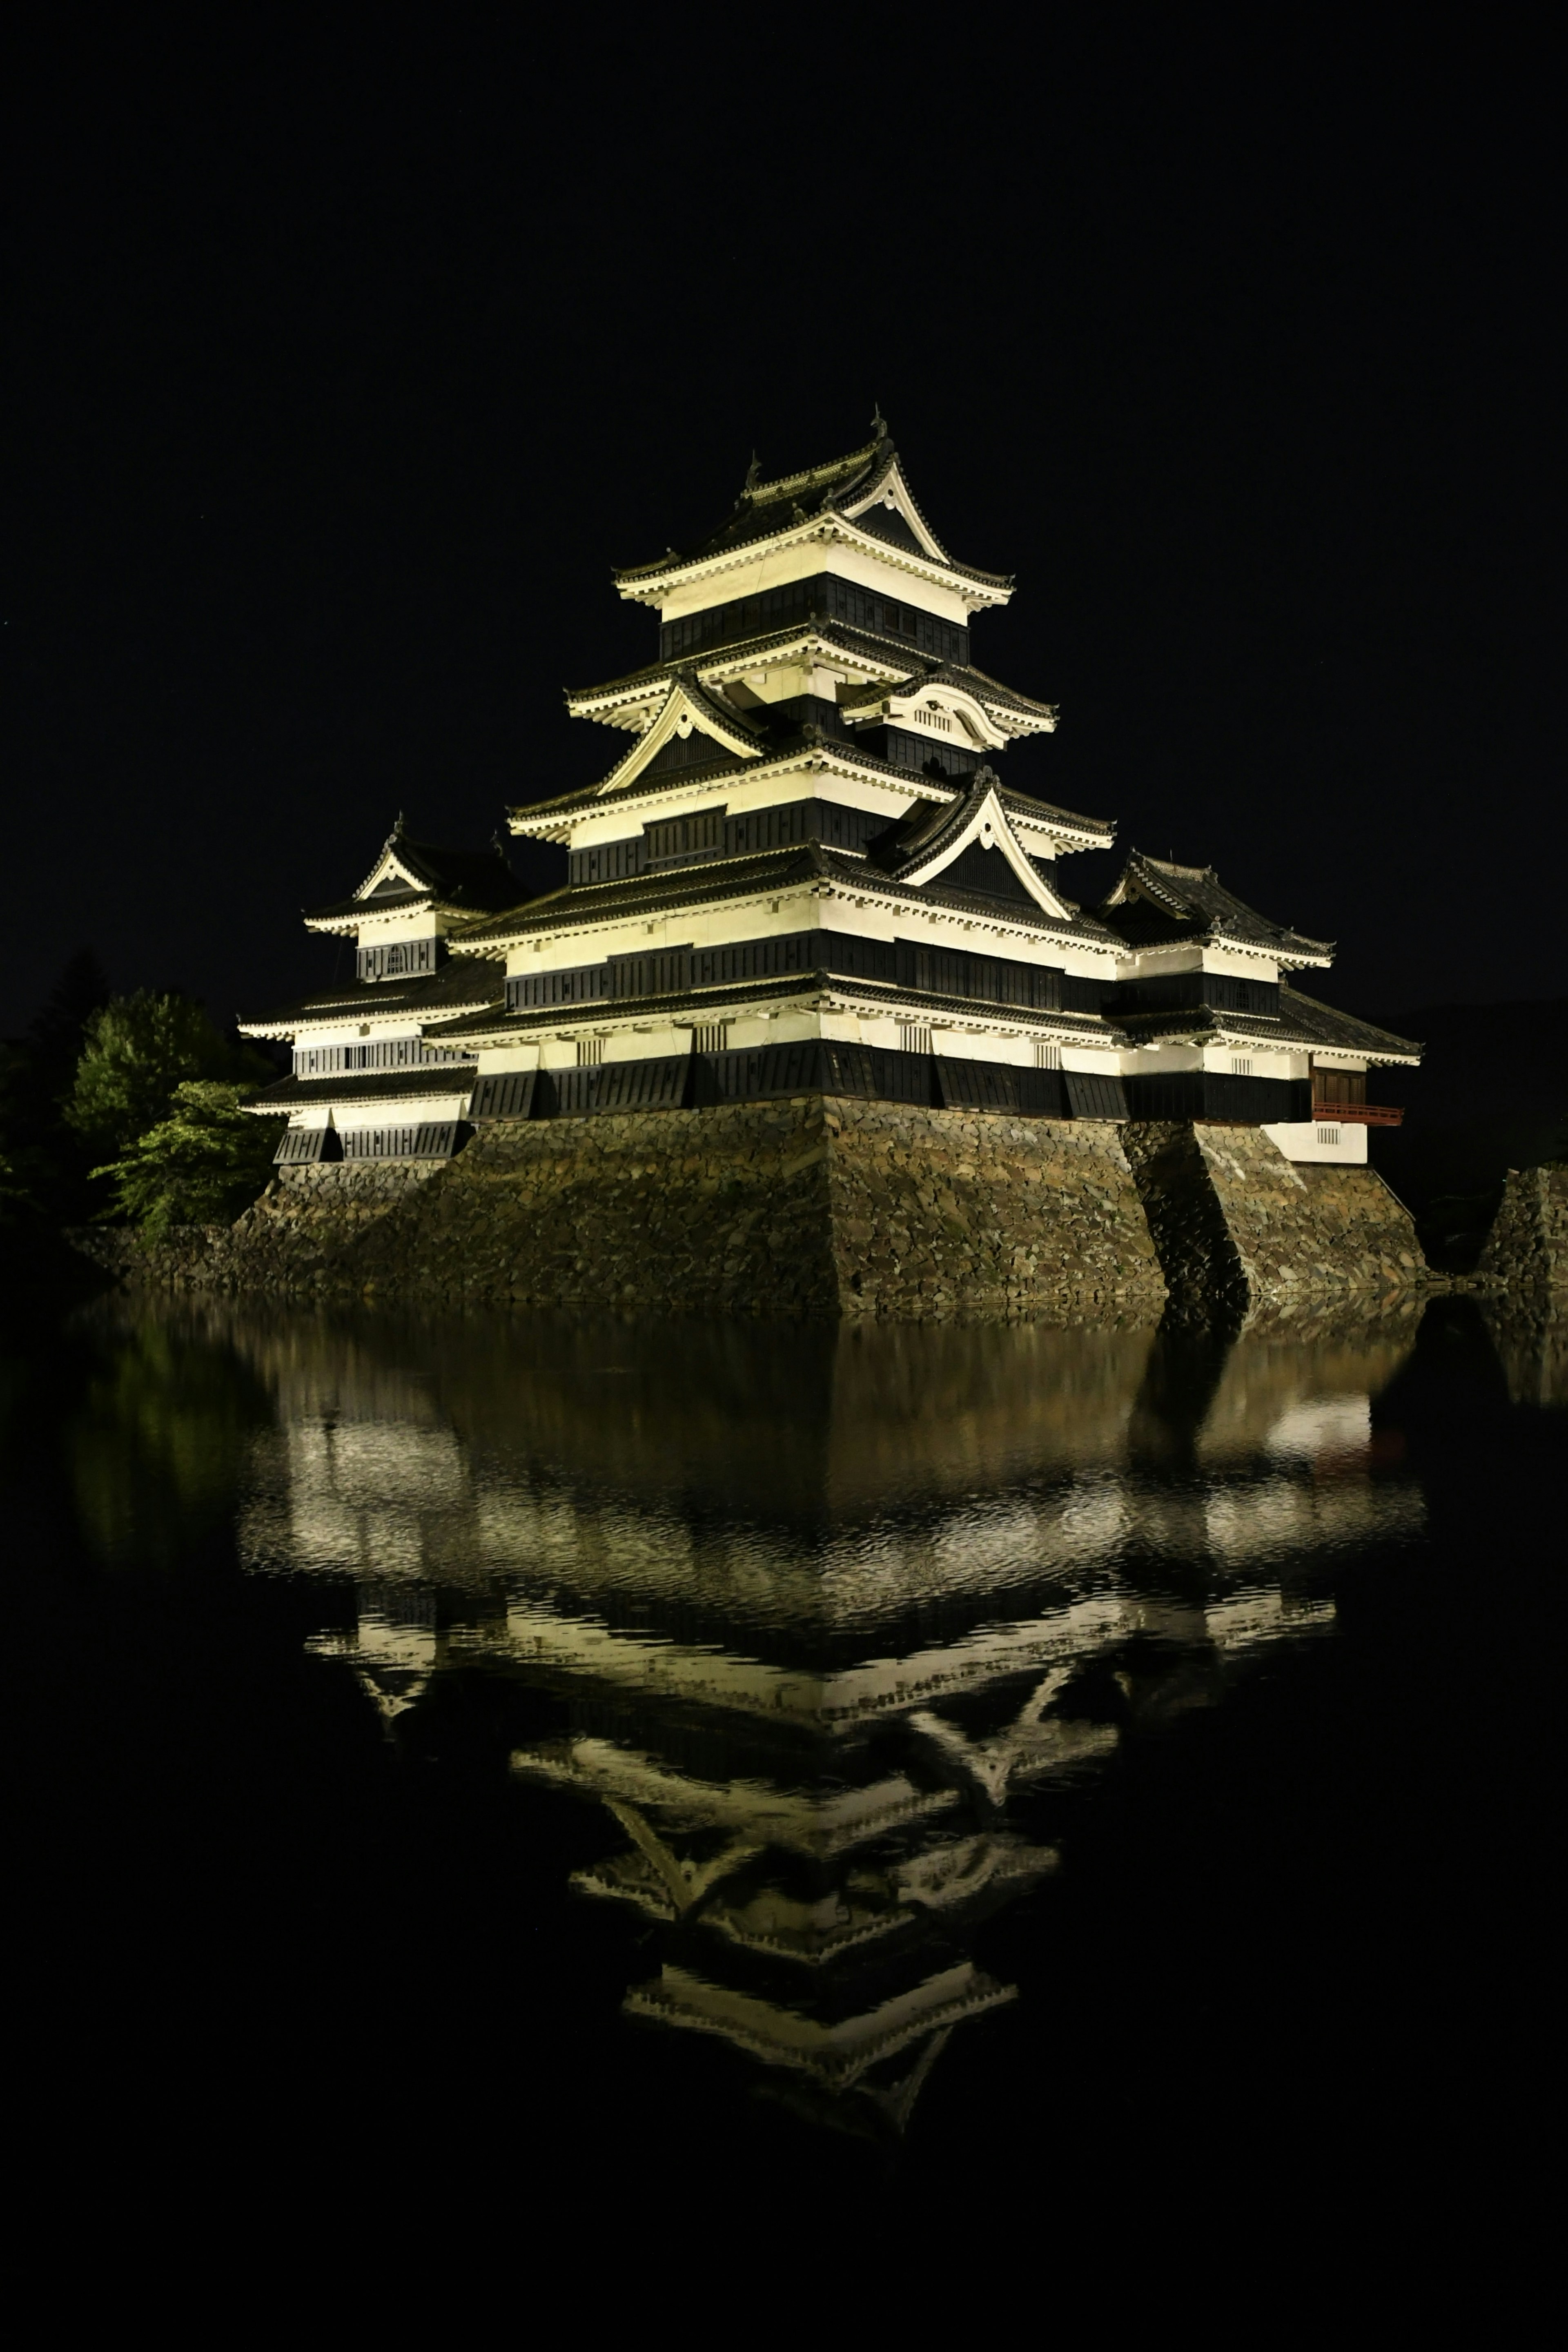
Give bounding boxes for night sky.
[4,19,1559,1036]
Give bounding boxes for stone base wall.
[1477,1162,1568,1290]
[73,1098,1167,1323]
[1123,1121,1429,1314]
[71,1105,1447,1323]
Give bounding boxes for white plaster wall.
[333,1096,468,1131]
[1202,1044,1305,1078]
[1263,1120,1370,1165]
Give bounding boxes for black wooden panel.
[1120,1072,1307,1123]
[507,963,615,1011]
[645,807,726,866]
[469,1071,538,1122]
[1064,1072,1130,1120]
[658,576,969,668]
[568,836,648,887]
[273,1125,341,1165]
[937,1058,1021,1113]
[547,1055,693,1118]
[356,936,445,982]
[339,1123,465,1160]
[1111,970,1281,1018]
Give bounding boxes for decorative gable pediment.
[900,778,1077,919]
[357,845,433,901]
[598,674,765,796]
[841,458,950,566]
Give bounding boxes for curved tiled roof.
[427,970,1127,1047]
[1100,851,1333,964]
[251,1065,478,1109]
[1115,985,1420,1063]
[239,953,506,1035]
[569,623,1055,728]
[612,433,1011,593]
[461,839,1124,956]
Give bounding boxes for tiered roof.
[611,423,1012,603]
[1100,852,1334,967]
[304,825,523,932]
[240,954,503,1040]
[456,840,1125,958]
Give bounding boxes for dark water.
[5,1292,1561,2226]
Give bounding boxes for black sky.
[3,14,1560,1034]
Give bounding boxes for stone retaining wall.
[71,1103,1442,1323]
[1123,1121,1430,1315]
[73,1098,1166,1323]
[1476,1162,1568,1291]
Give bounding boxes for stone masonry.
[76,1098,1167,1323]
[1476,1161,1568,1292]
[74,1103,1444,1323]
[1122,1120,1431,1316]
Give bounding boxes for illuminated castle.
[241,417,1417,1173]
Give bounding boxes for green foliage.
[65,990,270,1158]
[91,1081,279,1235]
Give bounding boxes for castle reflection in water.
[138,1299,1437,2136]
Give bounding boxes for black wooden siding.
[339,1122,468,1160]
[567,797,895,886]
[469,1071,538,1121]
[658,575,969,667]
[506,929,1105,1014]
[1111,970,1282,1018]
[356,938,444,982]
[481,1044,1125,1123]
[1120,1072,1311,1123]
[273,1125,342,1165]
[292,1038,470,1077]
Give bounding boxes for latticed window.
[899,1023,933,1054]
[575,1038,605,1066]
[693,1022,730,1054]
[1317,1125,1341,1146]
[1034,1042,1062,1069]
[1231,1056,1252,1077]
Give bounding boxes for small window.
[575,1039,605,1067]
[899,1023,933,1055]
[693,1022,730,1054]
[1231,1056,1252,1077]
[1035,1043,1062,1069]
[1317,1125,1341,1147]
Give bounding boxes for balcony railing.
[1310,1099,1404,1126]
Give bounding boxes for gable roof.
[612,424,1012,601]
[305,825,525,928]
[1099,851,1334,966]
[867,769,1078,919]
[237,953,505,1039]
[460,840,1124,956]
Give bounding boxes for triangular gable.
[597,674,764,797]
[901,781,1076,919]
[356,844,436,901]
[841,456,951,566]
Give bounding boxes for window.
[575,1038,605,1067]
[693,1022,730,1054]
[1317,1126,1341,1146]
[899,1023,933,1054]
[1231,1056,1252,1077]
[1034,1043,1062,1069]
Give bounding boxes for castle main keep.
[220,419,1425,1319]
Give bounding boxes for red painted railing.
[1310,1100,1404,1126]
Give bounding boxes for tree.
[65,991,270,1157]
[91,1082,281,1234]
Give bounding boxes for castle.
[228,419,1424,1319]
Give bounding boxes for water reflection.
[70,1294,1437,2139]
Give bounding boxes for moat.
[6,1292,1560,2212]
